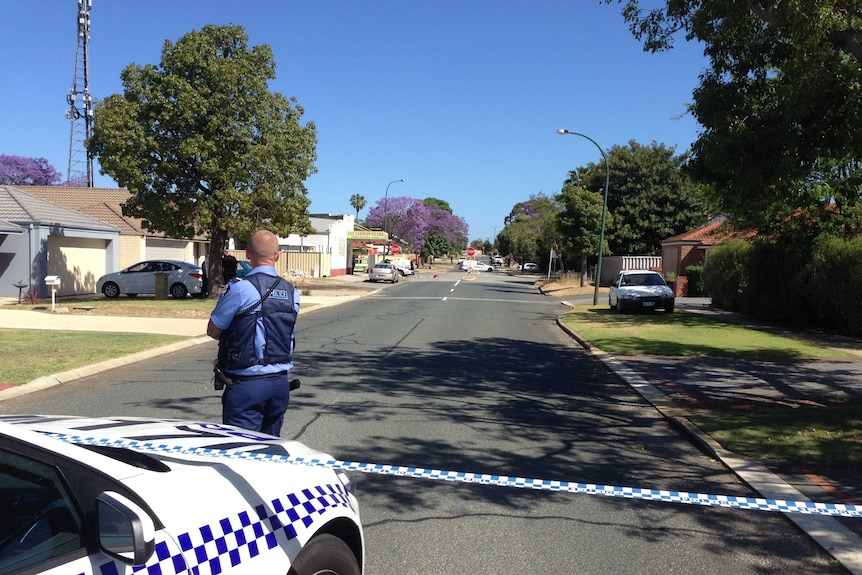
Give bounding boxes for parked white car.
[96,260,204,299]
[389,260,414,276]
[0,415,364,575]
[609,270,675,313]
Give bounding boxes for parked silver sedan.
[368,262,399,283]
[96,260,204,299]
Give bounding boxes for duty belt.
[225,370,289,381]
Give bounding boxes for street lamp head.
[557,129,569,135]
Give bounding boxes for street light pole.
[557,128,610,305]
[382,178,405,255]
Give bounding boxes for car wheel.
[102,282,120,298]
[169,283,188,298]
[616,300,625,314]
[666,302,674,313]
[609,296,616,310]
[288,534,360,575]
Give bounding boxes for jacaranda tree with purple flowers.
[366,195,468,256]
[0,155,62,186]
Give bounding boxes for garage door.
[146,238,188,261]
[47,236,107,296]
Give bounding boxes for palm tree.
[350,194,366,221]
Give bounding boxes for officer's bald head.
[247,230,281,265]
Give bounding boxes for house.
[0,186,119,298]
[18,186,206,268]
[280,213,355,276]
[661,216,737,296]
[3,186,358,291]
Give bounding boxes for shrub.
[703,240,752,311]
[812,235,862,336]
[684,266,705,297]
[746,239,816,325]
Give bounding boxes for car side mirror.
[96,491,156,565]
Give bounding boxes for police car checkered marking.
[46,432,862,519]
[174,483,350,575]
[88,483,351,575]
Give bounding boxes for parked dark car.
[235,259,253,278]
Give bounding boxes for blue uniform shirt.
[210,266,301,376]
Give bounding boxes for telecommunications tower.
[66,0,93,187]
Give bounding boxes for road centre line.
[369,295,557,305]
[45,433,862,519]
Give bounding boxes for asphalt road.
[0,271,844,574]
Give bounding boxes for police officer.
[207,230,300,436]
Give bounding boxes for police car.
[0,415,364,575]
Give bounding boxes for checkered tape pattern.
[82,482,351,575]
[46,432,861,519]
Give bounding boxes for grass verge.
[561,304,861,483]
[0,330,185,385]
[690,403,862,476]
[23,297,218,319]
[560,305,851,359]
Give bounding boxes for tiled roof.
[17,185,132,209]
[79,202,146,234]
[663,219,741,245]
[0,219,23,234]
[0,186,118,232]
[17,185,145,234]
[18,185,208,241]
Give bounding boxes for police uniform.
[210,265,300,436]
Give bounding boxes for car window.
[622,273,665,286]
[125,262,149,273]
[0,449,84,573]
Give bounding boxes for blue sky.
[3,1,707,243]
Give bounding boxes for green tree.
[605,1,862,235]
[556,183,607,286]
[423,197,453,213]
[350,194,366,221]
[498,193,561,266]
[573,141,707,255]
[87,25,317,293]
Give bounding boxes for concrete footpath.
[0,290,366,337]
[1,277,861,573]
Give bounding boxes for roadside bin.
[154,272,168,299]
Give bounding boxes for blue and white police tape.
[47,432,861,519]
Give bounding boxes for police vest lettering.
[218,274,297,371]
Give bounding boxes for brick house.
[661,216,737,296]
